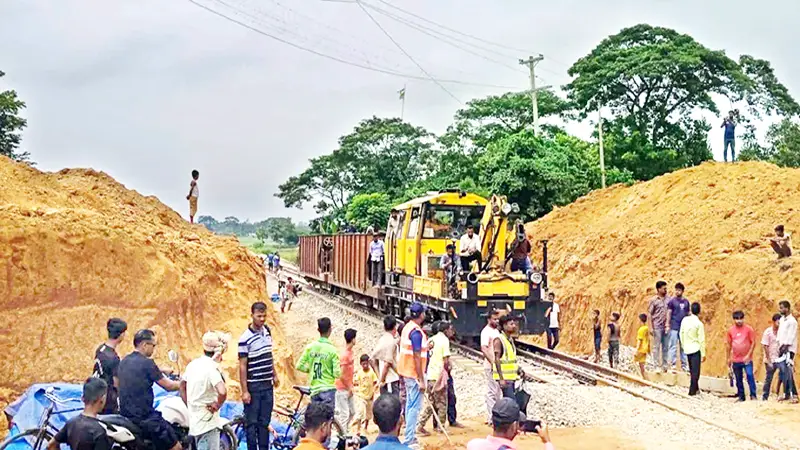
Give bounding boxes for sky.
[2,0,799,223]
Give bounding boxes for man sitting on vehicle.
[48,378,113,450]
[118,330,182,450]
[459,225,482,272]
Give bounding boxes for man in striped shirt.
[239,302,280,450]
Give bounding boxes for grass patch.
[237,237,298,264]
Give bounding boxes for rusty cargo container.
[298,233,375,296]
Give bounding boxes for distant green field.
[236,236,298,264]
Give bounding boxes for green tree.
[0,70,31,163]
[345,193,393,231]
[740,119,800,167]
[262,217,299,245]
[476,131,632,219]
[566,24,799,179]
[276,117,433,219]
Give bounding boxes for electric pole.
[598,109,606,188]
[519,54,545,135]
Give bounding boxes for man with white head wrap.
[180,331,230,450]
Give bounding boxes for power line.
[354,0,463,104]
[360,2,524,75]
[186,0,520,90]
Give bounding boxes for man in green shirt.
[297,317,342,408]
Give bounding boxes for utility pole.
[519,54,544,135]
[598,108,606,188]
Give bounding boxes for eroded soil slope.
[0,156,294,408]
[526,161,800,377]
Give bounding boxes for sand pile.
[526,161,800,377]
[0,156,294,409]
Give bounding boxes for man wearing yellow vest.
[493,315,521,399]
[397,303,428,448]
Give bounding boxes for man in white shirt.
[369,233,385,286]
[181,331,230,450]
[459,225,482,272]
[480,309,502,424]
[545,292,560,350]
[776,300,798,402]
[371,316,401,396]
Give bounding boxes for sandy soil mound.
[526,161,800,377]
[0,156,294,411]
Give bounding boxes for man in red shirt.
[726,310,757,401]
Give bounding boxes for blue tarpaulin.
[4,383,295,450]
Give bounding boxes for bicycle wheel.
[0,429,55,450]
[290,419,344,449]
[220,425,237,450]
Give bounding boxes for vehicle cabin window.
[423,205,484,239]
[407,207,421,239]
[387,209,406,241]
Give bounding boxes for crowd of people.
[602,281,800,401]
[49,295,550,450]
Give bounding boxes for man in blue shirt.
[721,112,736,162]
[369,233,385,286]
[363,394,410,449]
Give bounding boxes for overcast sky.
[2,0,799,223]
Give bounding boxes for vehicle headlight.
[529,272,543,285]
[511,203,520,214]
[501,203,513,215]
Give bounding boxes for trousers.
[547,328,560,350]
[484,367,501,422]
[447,373,457,425]
[778,352,798,399]
[403,378,423,445]
[195,429,220,450]
[724,138,736,162]
[668,329,689,370]
[334,389,355,432]
[763,363,778,400]
[732,361,757,400]
[687,351,702,396]
[243,388,273,450]
[418,382,447,431]
[651,328,669,370]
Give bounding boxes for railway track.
[275,264,781,449]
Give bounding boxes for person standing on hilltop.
[770,225,792,259]
[680,303,706,396]
[186,170,199,224]
[721,111,737,162]
[648,281,670,373]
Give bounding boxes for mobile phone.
[520,420,542,433]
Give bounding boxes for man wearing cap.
[466,398,554,450]
[181,332,230,450]
[493,315,520,399]
[397,303,428,448]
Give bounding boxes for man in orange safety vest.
[397,302,428,448]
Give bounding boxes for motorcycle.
[98,350,237,450]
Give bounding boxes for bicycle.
[0,387,83,450]
[229,385,350,450]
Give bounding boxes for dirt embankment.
[0,156,295,416]
[526,161,800,377]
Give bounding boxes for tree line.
[276,24,800,233]
[197,215,310,245]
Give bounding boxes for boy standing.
[351,355,379,436]
[635,314,650,379]
[48,378,113,450]
[607,313,621,369]
[186,170,199,224]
